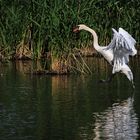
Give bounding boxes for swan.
[73,24,137,88]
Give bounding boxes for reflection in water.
[0,58,140,140]
[15,61,33,73]
[79,96,138,140]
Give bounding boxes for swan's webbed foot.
[99,79,107,83]
[99,79,111,83]
[99,74,115,83]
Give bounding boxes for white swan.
[73,24,137,88]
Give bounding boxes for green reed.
[0,0,140,59]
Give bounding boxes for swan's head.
[73,24,87,33]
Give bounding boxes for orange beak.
[73,26,79,33]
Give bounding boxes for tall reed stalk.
[1,0,140,60]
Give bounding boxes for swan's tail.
[112,63,135,89]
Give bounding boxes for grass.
[0,0,140,73]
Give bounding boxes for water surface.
[0,58,140,140]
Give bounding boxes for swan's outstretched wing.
[105,28,137,64]
[105,28,137,74]
[119,28,137,56]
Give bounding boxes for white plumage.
[73,24,137,88]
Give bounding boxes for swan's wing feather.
[105,28,137,64]
[104,28,137,73]
[119,28,136,49]
[119,28,137,56]
[106,28,118,50]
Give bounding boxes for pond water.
[0,57,140,140]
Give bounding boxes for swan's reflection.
[79,96,138,140]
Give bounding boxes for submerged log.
[32,70,68,75]
[30,57,70,75]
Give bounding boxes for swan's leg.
[131,80,135,89]
[99,73,116,83]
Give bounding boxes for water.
[0,58,140,140]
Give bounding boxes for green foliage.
[0,0,140,58]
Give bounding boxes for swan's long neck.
[82,26,100,50]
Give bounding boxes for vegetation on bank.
[0,0,140,73]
